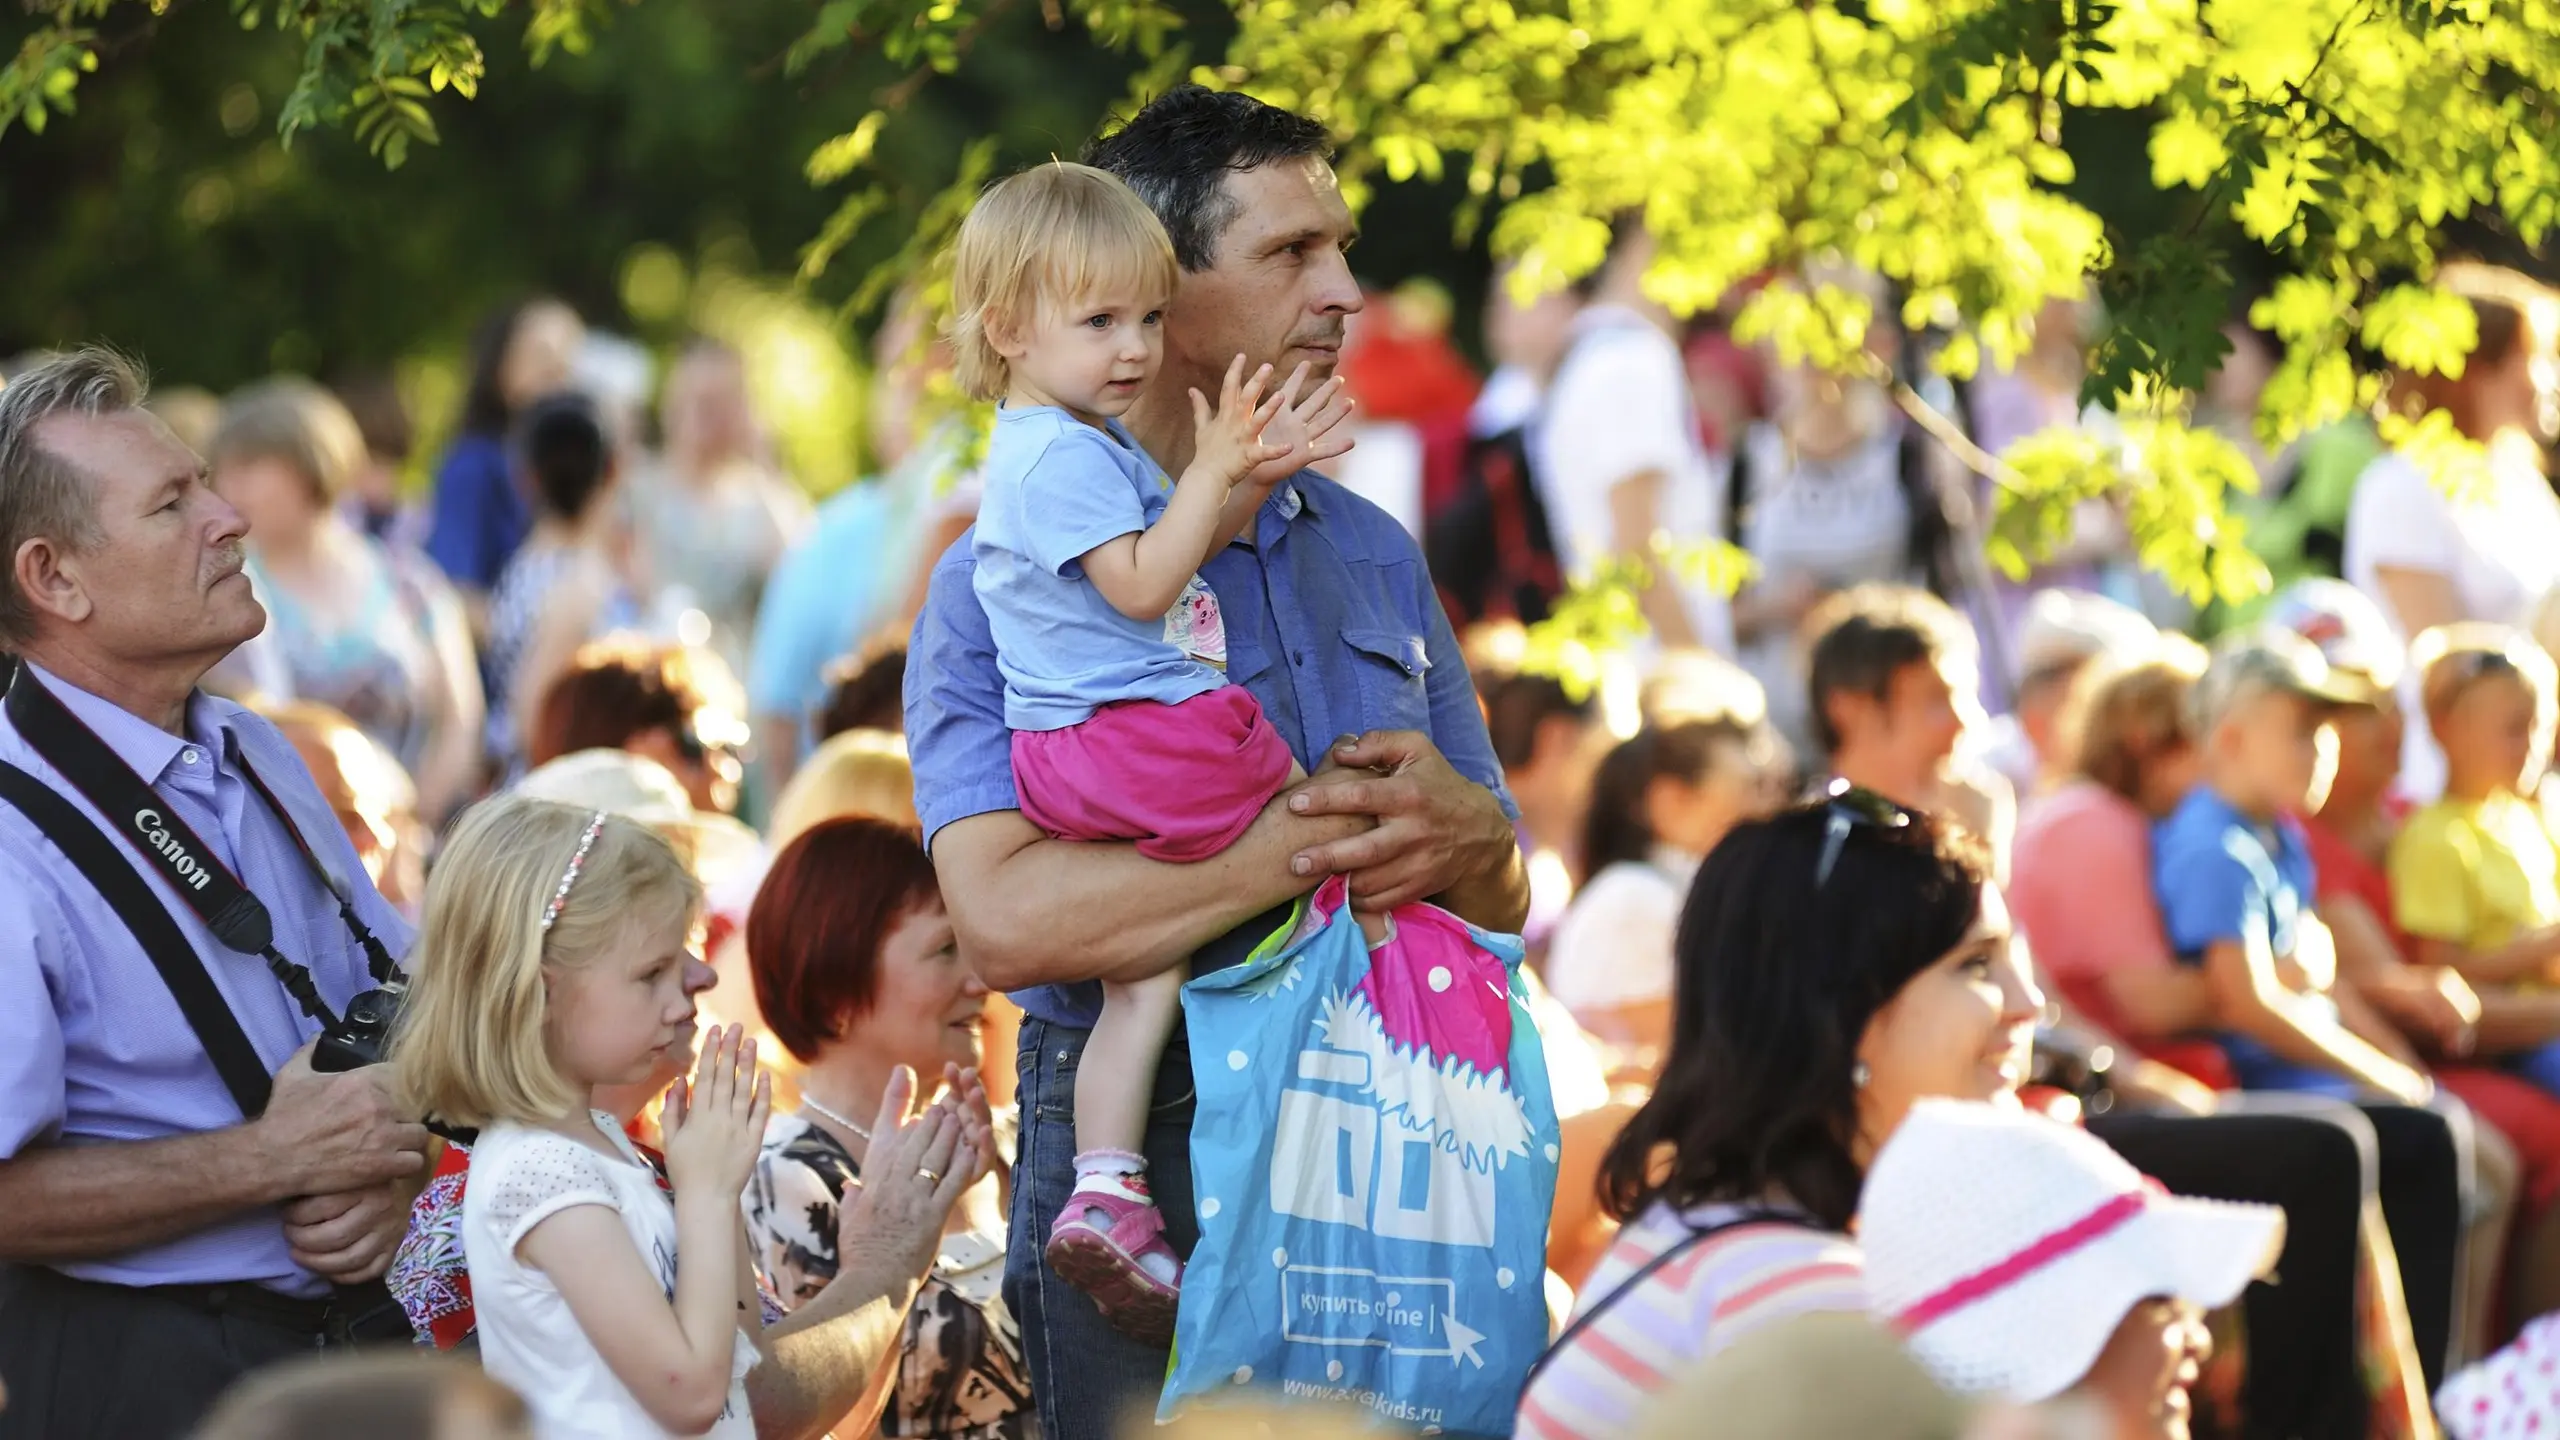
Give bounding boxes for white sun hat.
[1859,1099,2286,1405]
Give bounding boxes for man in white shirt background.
[1533,225,1733,658]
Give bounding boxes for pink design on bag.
[1308,876,1513,1077]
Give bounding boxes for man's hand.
[281,1181,410,1283]
[256,1045,431,1197]
[1284,730,1513,911]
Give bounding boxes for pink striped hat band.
[1889,1183,2159,1335]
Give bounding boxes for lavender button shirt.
[0,664,413,1295]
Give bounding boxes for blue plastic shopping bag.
[1165,877,1558,1435]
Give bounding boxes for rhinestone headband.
[541,810,610,934]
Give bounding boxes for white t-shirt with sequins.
[463,1114,758,1439]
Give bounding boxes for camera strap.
[0,667,399,1046]
[0,761,272,1119]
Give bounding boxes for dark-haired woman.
[1543,718,1780,1062]
[1517,797,2041,1440]
[742,817,1033,1440]
[424,298,584,607]
[485,392,639,769]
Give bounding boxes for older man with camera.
[0,349,434,1438]
[0,350,951,1440]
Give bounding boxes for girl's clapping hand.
[660,1023,771,1199]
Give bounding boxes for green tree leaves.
[12,0,2560,647]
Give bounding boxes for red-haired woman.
[742,817,1032,1440]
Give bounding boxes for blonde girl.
[950,160,1356,1340]
[394,796,768,1438]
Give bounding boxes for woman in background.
[485,392,638,771]
[622,340,809,680]
[425,297,585,615]
[744,817,1031,1440]
[211,378,484,819]
[1544,716,1780,1064]
[2345,263,2560,801]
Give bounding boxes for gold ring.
[917,1167,943,1184]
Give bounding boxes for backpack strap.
[0,761,273,1118]
[1523,1207,1819,1390]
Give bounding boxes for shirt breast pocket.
[1342,627,1433,735]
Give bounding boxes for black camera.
[311,982,407,1073]
[2029,1025,2119,1116]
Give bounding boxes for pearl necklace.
[799,1094,872,1143]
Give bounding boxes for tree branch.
[871,0,1020,111]
[1860,351,2031,497]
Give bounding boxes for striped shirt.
[1516,1201,1865,1440]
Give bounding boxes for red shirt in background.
[2299,809,2415,954]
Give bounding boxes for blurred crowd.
[17,151,2560,1440]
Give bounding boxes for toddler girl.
[393,796,768,1437]
[951,161,1357,1341]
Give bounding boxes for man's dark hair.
[1568,215,1644,301]
[1597,802,1989,1231]
[1803,583,1970,756]
[1083,84,1333,271]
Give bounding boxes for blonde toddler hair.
[947,161,1180,401]
[392,795,701,1128]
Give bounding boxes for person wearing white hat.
[1863,1100,2285,1438]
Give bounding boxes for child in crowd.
[392,797,769,1438]
[949,161,1356,1337]
[2154,627,2433,1104]
[2389,623,2560,1092]
[1862,1101,2285,1440]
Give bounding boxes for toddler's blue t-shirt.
[971,405,1226,732]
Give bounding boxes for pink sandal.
[1045,1187,1183,1344]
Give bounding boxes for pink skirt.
[1011,686,1296,863]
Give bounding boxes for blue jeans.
[2218,1032,2366,1099]
[2508,1036,2560,1095]
[1006,1014,1200,1440]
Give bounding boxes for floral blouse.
[390,1131,785,1353]
[746,1114,1035,1440]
